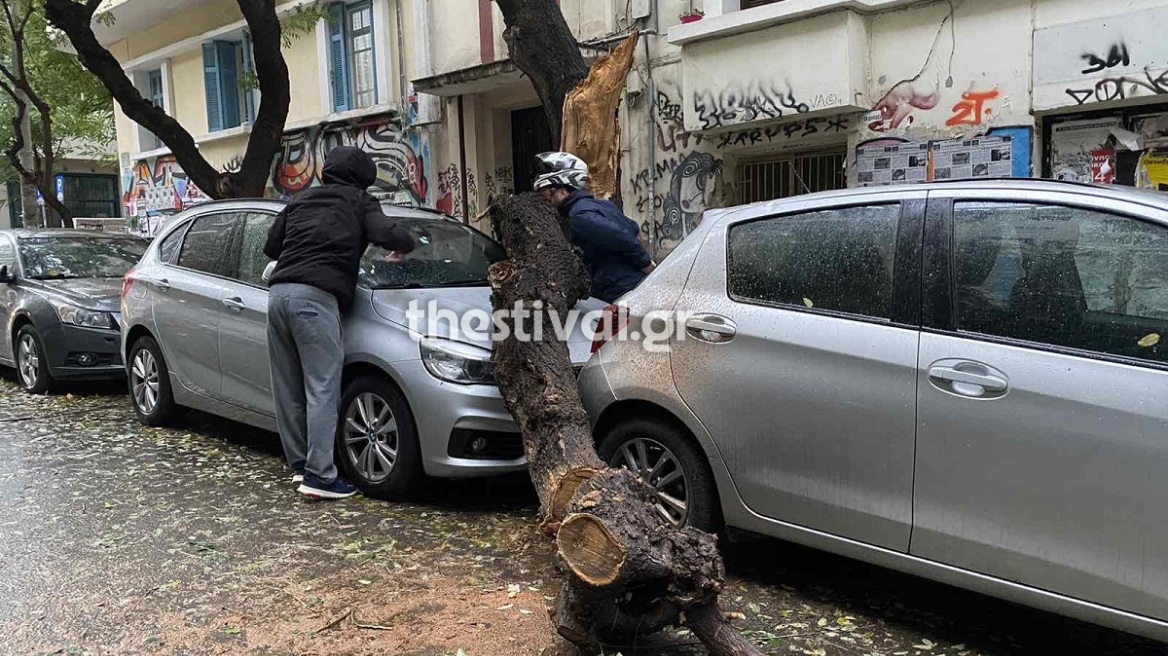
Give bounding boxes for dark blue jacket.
[561,190,651,303]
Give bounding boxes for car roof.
[736,178,1168,211]
[179,198,454,221]
[2,229,146,240]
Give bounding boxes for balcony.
[670,0,928,46]
[679,9,868,133]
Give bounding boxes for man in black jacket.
[264,146,415,500]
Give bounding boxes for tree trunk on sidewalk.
[488,194,763,656]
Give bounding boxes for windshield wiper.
[36,273,83,280]
[372,279,489,290]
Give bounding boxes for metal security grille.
[738,151,847,204]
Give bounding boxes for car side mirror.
[0,265,14,282]
[262,260,276,283]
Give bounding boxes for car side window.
[157,223,189,264]
[235,212,275,287]
[177,213,242,277]
[954,201,1168,364]
[727,204,900,320]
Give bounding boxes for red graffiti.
[946,89,999,127]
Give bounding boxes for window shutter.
[240,33,257,124]
[203,43,224,132]
[328,3,351,112]
[148,70,164,108]
[215,40,241,129]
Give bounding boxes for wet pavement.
[0,375,1165,656]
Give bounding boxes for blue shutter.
[215,40,241,129]
[241,33,256,124]
[328,3,351,112]
[203,43,223,132]
[148,70,164,108]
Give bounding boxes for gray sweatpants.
[267,283,343,483]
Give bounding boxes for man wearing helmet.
[532,152,656,303]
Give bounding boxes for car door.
[670,192,924,551]
[152,211,243,400]
[217,210,276,416]
[0,235,19,364]
[913,189,1168,621]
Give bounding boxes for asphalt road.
[0,375,1164,655]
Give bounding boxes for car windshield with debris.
[19,237,148,280]
[359,217,505,289]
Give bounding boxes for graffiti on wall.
[436,163,462,218]
[869,79,941,131]
[1081,43,1131,75]
[946,88,1000,127]
[272,117,429,206]
[692,83,841,130]
[122,155,211,234]
[1066,69,1168,106]
[712,116,850,149]
[485,165,514,199]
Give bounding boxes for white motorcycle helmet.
[532,152,590,192]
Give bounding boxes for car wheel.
[128,336,179,426]
[598,418,721,533]
[336,373,424,500]
[15,326,52,394]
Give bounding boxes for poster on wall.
[855,142,929,185]
[1049,117,1123,182]
[857,135,1014,186]
[1090,149,1116,184]
[1136,148,1168,191]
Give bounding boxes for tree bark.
[43,0,291,199]
[488,194,764,656]
[493,0,590,147]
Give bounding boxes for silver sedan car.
[578,180,1168,641]
[120,199,599,498]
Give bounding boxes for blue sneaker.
[297,473,358,500]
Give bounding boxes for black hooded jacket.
[264,146,415,311]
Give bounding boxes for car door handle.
[685,314,737,343]
[928,365,1008,393]
[153,279,171,292]
[222,297,246,311]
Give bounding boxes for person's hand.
[642,261,658,275]
[383,251,407,263]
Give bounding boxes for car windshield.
[359,217,505,289]
[19,237,147,280]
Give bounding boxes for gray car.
[578,179,1168,641]
[0,230,147,393]
[119,199,600,498]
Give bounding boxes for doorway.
[510,106,554,193]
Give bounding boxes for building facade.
[101,0,1168,254]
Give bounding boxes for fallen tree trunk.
[488,193,764,656]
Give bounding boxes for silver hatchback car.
[578,180,1168,641]
[120,199,599,498]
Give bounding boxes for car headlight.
[55,303,114,329]
[420,337,494,384]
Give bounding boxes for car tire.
[15,325,53,394]
[598,418,722,533]
[336,373,424,500]
[128,336,179,427]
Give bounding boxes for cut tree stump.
[488,193,764,656]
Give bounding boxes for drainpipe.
[411,0,441,124]
[458,95,470,224]
[394,0,409,109]
[644,0,660,253]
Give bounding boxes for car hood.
[31,278,123,313]
[369,287,607,365]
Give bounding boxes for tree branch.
[44,0,224,196]
[232,0,292,197]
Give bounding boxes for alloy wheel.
[131,349,160,414]
[18,334,39,389]
[343,392,399,483]
[608,437,689,526]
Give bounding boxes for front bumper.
[395,359,527,478]
[41,323,124,380]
